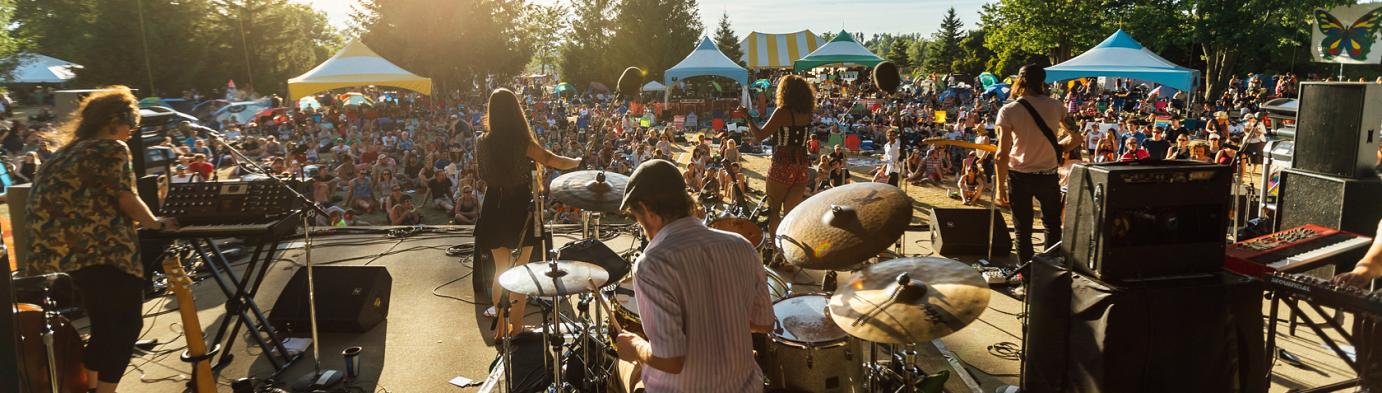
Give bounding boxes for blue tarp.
[983,83,1012,101]
[665,37,748,85]
[1045,30,1200,92]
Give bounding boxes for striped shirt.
[634,217,773,393]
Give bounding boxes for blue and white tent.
[664,37,750,107]
[1045,30,1200,92]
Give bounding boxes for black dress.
[475,152,540,250]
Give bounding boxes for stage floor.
[99,225,1360,393]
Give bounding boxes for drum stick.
[588,279,623,333]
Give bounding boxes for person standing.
[995,65,1076,263]
[475,88,581,336]
[26,86,179,393]
[882,129,903,186]
[613,159,774,392]
[745,75,816,237]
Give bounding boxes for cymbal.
[828,257,989,344]
[775,183,911,270]
[550,170,630,213]
[499,260,610,296]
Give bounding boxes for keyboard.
[1226,224,1373,277]
[141,211,302,240]
[1264,272,1382,318]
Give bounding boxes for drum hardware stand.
[34,274,64,393]
[209,132,333,388]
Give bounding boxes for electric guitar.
[162,245,217,393]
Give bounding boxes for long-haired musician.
[475,88,581,337]
[26,86,178,393]
[745,75,816,237]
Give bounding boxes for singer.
[745,75,816,240]
[475,88,581,337]
[25,86,178,393]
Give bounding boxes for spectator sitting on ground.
[388,194,421,225]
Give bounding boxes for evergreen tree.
[712,12,744,66]
[611,0,702,84]
[924,7,963,75]
[560,0,617,87]
[354,0,531,93]
[887,38,910,68]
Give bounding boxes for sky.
[298,0,994,38]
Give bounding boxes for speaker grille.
[1295,83,1368,177]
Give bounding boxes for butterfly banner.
[1313,4,1382,64]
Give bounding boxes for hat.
[620,159,686,211]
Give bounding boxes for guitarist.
[25,86,179,393]
[994,65,1080,264]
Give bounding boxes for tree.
[208,0,340,96]
[924,7,964,74]
[522,3,568,76]
[712,12,744,66]
[354,0,532,93]
[906,39,928,70]
[611,0,702,84]
[887,38,910,68]
[980,0,1112,69]
[953,28,992,76]
[560,0,617,87]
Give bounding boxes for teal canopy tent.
[1044,29,1200,92]
[793,30,884,72]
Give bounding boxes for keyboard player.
[1334,146,1382,289]
[1331,148,1382,392]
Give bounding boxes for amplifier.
[1275,168,1382,234]
[1061,161,1231,282]
[160,180,305,226]
[1294,82,1382,179]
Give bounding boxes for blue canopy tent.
[1045,30,1200,94]
[665,37,750,107]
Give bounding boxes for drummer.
[614,159,775,392]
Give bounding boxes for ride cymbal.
[550,170,630,213]
[828,257,989,344]
[775,183,911,270]
[499,260,610,297]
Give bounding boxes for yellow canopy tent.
[287,39,432,100]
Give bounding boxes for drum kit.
[492,172,992,393]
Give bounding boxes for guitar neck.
[164,253,217,393]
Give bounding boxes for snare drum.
[763,294,861,393]
[610,267,789,337]
[708,216,765,248]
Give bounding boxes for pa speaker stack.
[1276,82,1382,234]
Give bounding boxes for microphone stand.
[208,134,340,391]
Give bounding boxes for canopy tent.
[665,37,749,85]
[641,81,666,92]
[7,53,81,84]
[740,30,821,69]
[664,37,750,108]
[793,30,884,72]
[1045,29,1200,92]
[287,39,431,100]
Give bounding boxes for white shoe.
[484,306,498,318]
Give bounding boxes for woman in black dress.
[476,89,580,336]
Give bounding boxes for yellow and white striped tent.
[740,30,821,69]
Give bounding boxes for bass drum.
[611,267,788,337]
[14,303,88,393]
[762,294,861,393]
[708,216,765,249]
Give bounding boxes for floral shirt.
[27,139,141,278]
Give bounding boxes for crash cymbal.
[775,183,911,270]
[550,170,630,213]
[828,257,989,344]
[499,260,609,297]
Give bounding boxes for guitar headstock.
[161,244,194,289]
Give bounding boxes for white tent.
[287,39,432,100]
[641,81,666,92]
[664,37,750,107]
[8,53,81,84]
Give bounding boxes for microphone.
[180,121,226,139]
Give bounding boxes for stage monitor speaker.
[1275,168,1382,234]
[269,266,391,334]
[1022,253,1266,393]
[929,207,1011,256]
[1061,161,1230,282]
[1294,82,1382,179]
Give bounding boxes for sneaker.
[484,306,497,318]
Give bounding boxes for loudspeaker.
[1275,168,1382,234]
[1294,82,1382,178]
[1061,161,1230,282]
[1022,253,1266,393]
[929,207,1011,256]
[270,266,391,333]
[557,239,631,284]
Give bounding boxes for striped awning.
[741,30,821,69]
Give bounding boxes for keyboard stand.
[190,235,300,373]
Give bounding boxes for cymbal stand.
[39,282,59,393]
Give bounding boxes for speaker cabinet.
[1295,82,1382,178]
[270,266,392,333]
[929,207,1011,256]
[1061,161,1230,282]
[1276,168,1382,234]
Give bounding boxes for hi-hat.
[828,257,989,344]
[550,170,630,213]
[775,183,911,270]
[498,260,609,296]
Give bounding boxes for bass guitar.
[162,245,217,393]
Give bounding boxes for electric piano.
[1225,224,1372,277]
[140,180,305,240]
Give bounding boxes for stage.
[102,225,1359,393]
